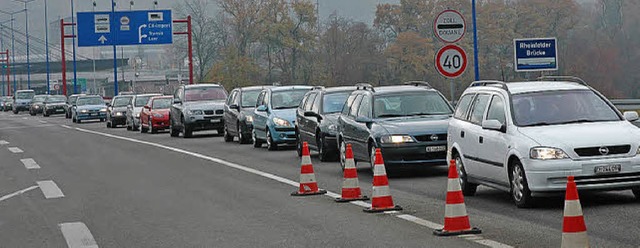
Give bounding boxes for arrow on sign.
[98,35,107,44]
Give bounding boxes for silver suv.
[448,76,640,208]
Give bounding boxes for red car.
[140,96,173,133]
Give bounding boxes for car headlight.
[272,117,291,127]
[115,112,123,116]
[189,110,203,115]
[380,135,415,144]
[80,109,88,113]
[35,105,40,109]
[100,108,107,112]
[153,113,164,118]
[327,124,338,132]
[245,115,253,123]
[530,147,569,160]
[135,113,140,118]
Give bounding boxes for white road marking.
[20,158,41,169]
[0,124,56,130]
[8,147,23,153]
[61,125,72,129]
[22,117,28,120]
[39,120,48,124]
[37,180,65,199]
[0,185,39,203]
[72,127,512,248]
[0,140,9,145]
[59,222,99,248]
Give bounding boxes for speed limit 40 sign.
[435,44,467,78]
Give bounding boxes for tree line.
[169,0,640,99]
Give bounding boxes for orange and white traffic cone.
[561,176,589,248]
[434,159,481,236]
[336,144,368,202]
[363,148,402,212]
[291,142,327,196]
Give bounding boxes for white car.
[126,93,161,131]
[447,77,640,208]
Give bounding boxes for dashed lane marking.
[0,185,39,203]
[39,120,48,124]
[20,158,41,169]
[8,147,23,153]
[0,140,9,145]
[0,124,56,130]
[71,126,512,248]
[37,180,65,199]
[59,222,99,248]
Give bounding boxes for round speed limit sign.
[435,44,467,78]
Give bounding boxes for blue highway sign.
[513,38,557,72]
[77,10,173,47]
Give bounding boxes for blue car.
[252,86,313,150]
[72,95,108,123]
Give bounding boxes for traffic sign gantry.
[434,10,466,43]
[436,44,467,78]
[513,37,557,72]
[77,10,173,47]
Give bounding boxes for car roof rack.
[312,86,325,90]
[469,80,508,90]
[355,82,375,92]
[537,76,589,87]
[403,81,432,88]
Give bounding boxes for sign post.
[513,38,558,72]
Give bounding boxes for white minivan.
[448,77,640,207]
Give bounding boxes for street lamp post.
[70,0,78,94]
[0,9,25,94]
[13,0,36,90]
[44,0,51,94]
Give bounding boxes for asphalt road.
[1,111,638,247]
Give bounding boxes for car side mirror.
[173,98,182,104]
[144,105,150,110]
[355,116,373,124]
[482,119,505,132]
[106,102,111,107]
[229,104,239,110]
[624,111,639,122]
[256,105,268,112]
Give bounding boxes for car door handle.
[460,131,465,138]
[479,136,483,144]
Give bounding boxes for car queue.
[6,76,640,208]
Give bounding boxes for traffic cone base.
[336,195,369,202]
[363,204,402,213]
[434,160,480,236]
[291,142,326,197]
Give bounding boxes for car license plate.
[210,119,220,123]
[57,109,64,112]
[426,145,447,153]
[594,164,621,174]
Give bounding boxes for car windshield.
[374,92,452,118]
[323,92,351,114]
[241,90,262,107]
[185,87,227,102]
[512,90,621,127]
[76,97,104,106]
[152,98,172,109]
[271,89,309,109]
[32,96,47,103]
[45,96,66,103]
[113,96,133,107]
[135,95,157,107]
[16,91,35,100]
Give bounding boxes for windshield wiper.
[522,122,552,127]
[556,119,595,125]
[273,106,296,110]
[377,114,405,118]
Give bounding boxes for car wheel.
[237,123,249,144]
[43,111,49,117]
[217,128,225,136]
[132,122,139,131]
[317,135,332,162]
[106,120,112,128]
[369,144,377,172]
[295,132,302,157]
[510,161,534,208]
[454,153,478,196]
[632,188,640,201]
[183,124,193,138]
[141,122,148,133]
[13,110,18,114]
[266,129,278,151]
[224,127,234,142]
[150,121,158,134]
[77,119,82,124]
[169,119,180,137]
[30,111,35,116]
[72,116,77,123]
[252,131,262,148]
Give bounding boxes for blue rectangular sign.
[513,38,557,72]
[77,10,172,47]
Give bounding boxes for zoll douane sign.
[434,10,466,43]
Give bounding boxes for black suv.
[169,84,228,138]
[295,86,355,161]
[224,86,271,144]
[337,82,453,170]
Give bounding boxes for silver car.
[126,93,161,131]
